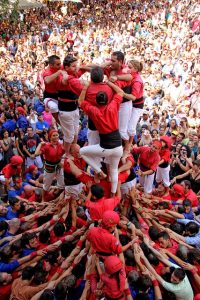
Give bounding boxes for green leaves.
[0,0,19,21]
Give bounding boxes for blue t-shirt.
[183,209,194,220]
[8,182,27,200]
[36,121,49,131]
[129,285,155,300]
[0,260,20,272]
[17,115,29,130]
[21,247,35,257]
[6,207,18,220]
[25,171,42,184]
[2,119,16,133]
[34,101,45,114]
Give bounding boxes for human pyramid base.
[0,0,200,299]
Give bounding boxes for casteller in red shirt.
[132,145,160,172]
[87,226,122,255]
[1,164,22,179]
[40,142,65,163]
[185,189,198,207]
[81,94,122,134]
[85,196,120,221]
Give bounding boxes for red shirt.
[81,94,122,134]
[67,69,86,78]
[154,261,165,275]
[103,66,131,89]
[42,67,59,93]
[64,157,86,173]
[20,192,36,202]
[0,283,12,300]
[155,239,178,255]
[159,148,170,163]
[85,196,120,220]
[101,269,126,299]
[56,75,83,96]
[87,227,122,255]
[132,146,160,172]
[40,142,65,163]
[130,71,143,99]
[2,164,22,179]
[185,189,198,207]
[85,82,114,105]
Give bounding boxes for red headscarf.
[16,107,26,115]
[28,165,37,173]
[152,140,162,150]
[49,129,58,140]
[172,184,185,196]
[102,211,120,228]
[10,155,23,166]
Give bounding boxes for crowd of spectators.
[0,0,199,299]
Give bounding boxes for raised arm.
[107,80,124,96]
[44,70,62,84]
[78,85,89,105]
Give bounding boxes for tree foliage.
[0,0,19,21]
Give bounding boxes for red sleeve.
[161,149,170,163]
[110,236,122,254]
[81,101,98,117]
[118,171,129,183]
[103,67,111,77]
[63,159,71,173]
[2,165,11,179]
[127,155,135,167]
[131,81,143,99]
[107,196,121,208]
[150,155,160,172]
[77,217,87,227]
[112,94,123,107]
[68,77,83,96]
[76,172,94,184]
[132,146,145,155]
[77,69,86,77]
[42,69,50,78]
[40,144,47,155]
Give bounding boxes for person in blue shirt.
[8,176,27,201]
[0,205,8,222]
[1,112,16,134]
[20,232,39,257]
[25,164,43,187]
[0,244,42,272]
[16,107,29,131]
[0,218,20,249]
[0,221,9,239]
[6,198,21,220]
[36,114,49,136]
[34,96,45,114]
[164,199,195,221]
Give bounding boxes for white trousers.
[121,178,137,196]
[87,129,100,145]
[128,107,144,137]
[156,165,170,187]
[43,169,64,191]
[59,109,79,143]
[44,98,58,114]
[118,101,132,141]
[26,156,43,169]
[65,183,83,198]
[80,144,123,193]
[139,173,155,194]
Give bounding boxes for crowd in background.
[0,0,200,299]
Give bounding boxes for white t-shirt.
[161,262,194,300]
